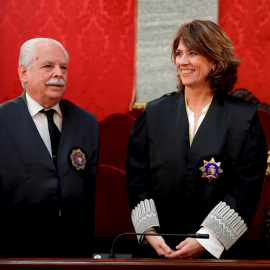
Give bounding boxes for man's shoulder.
[61,99,98,122]
[0,96,24,112]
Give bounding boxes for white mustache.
[45,78,66,86]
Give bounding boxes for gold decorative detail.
[200,158,223,182]
[266,151,270,176]
[132,102,146,109]
[70,148,87,170]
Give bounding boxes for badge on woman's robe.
[200,158,223,182]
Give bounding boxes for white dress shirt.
[187,104,209,143]
[26,92,63,157]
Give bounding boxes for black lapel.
[173,93,191,160]
[188,97,227,171]
[58,99,71,142]
[147,93,190,182]
[190,97,222,149]
[57,99,72,162]
[16,96,53,164]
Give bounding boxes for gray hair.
[19,38,69,88]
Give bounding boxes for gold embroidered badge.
[70,148,87,170]
[199,158,223,182]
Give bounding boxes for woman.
[126,20,267,259]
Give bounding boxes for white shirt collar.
[187,103,209,116]
[25,92,62,118]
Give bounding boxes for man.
[0,38,99,257]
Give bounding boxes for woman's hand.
[165,238,205,259]
[145,230,172,257]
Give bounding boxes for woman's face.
[175,39,215,90]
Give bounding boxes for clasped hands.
[145,229,205,259]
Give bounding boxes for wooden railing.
[0,258,270,270]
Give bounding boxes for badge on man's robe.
[70,148,87,170]
[199,158,223,182]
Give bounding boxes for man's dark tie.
[40,109,61,164]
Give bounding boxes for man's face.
[19,42,68,108]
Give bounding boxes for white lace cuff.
[201,201,247,250]
[131,199,160,242]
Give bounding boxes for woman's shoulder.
[224,94,257,111]
[146,91,182,109]
[218,94,258,122]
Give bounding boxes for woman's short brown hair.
[172,20,240,94]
